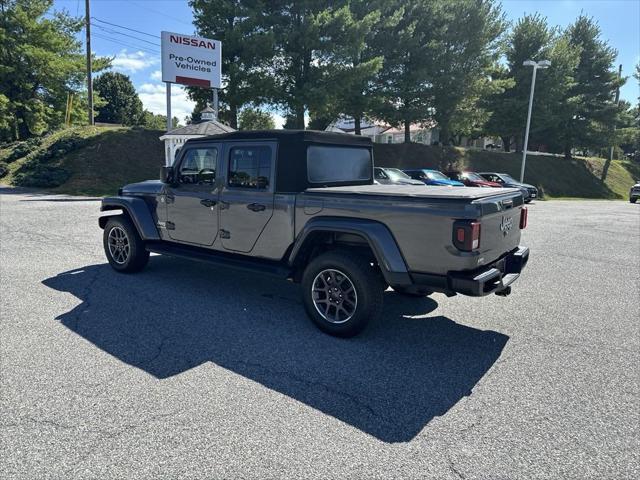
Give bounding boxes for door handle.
[247,203,266,212]
[200,199,217,208]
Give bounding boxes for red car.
[444,170,501,188]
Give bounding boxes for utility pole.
[602,64,622,182]
[85,0,94,125]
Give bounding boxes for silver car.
[630,182,640,203]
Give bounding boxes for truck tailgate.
[472,191,524,265]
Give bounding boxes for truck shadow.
[42,257,508,443]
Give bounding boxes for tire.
[301,251,384,337]
[631,198,637,204]
[103,215,149,273]
[393,286,433,297]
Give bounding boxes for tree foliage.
[0,0,109,141]
[238,107,275,130]
[94,72,143,125]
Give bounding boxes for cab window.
[228,145,272,189]
[179,147,217,184]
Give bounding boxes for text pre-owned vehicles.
[403,168,465,187]
[374,167,425,186]
[445,170,502,188]
[99,131,529,337]
[478,172,538,203]
[630,182,640,203]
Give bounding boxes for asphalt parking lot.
[1,188,638,479]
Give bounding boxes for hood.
[520,182,536,189]
[121,180,164,195]
[398,179,426,186]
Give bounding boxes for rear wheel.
[103,216,149,273]
[393,286,433,297]
[301,251,384,337]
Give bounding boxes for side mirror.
[160,166,174,184]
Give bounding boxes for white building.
[159,105,235,165]
[326,117,439,145]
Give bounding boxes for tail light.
[453,220,481,251]
[520,207,528,229]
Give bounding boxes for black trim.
[100,197,160,241]
[146,242,291,278]
[413,246,529,297]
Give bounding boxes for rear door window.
[307,146,371,183]
[228,145,272,189]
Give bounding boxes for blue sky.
[52,0,639,126]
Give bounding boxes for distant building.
[159,105,235,165]
[325,117,440,145]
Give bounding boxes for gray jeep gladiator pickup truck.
[99,130,529,336]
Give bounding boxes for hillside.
[2,127,636,199]
[0,126,164,196]
[374,143,638,199]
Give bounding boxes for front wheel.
[301,251,384,337]
[103,216,149,273]
[631,198,637,204]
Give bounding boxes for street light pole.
[520,60,550,182]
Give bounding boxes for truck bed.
[306,184,521,200]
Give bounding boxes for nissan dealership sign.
[161,31,221,88]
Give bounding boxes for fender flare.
[288,217,411,286]
[99,196,160,241]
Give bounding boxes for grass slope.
[2,127,635,199]
[374,143,637,199]
[1,126,165,196]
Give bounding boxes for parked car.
[445,170,502,188]
[99,131,529,337]
[478,172,538,203]
[374,167,425,186]
[630,182,640,203]
[403,168,465,187]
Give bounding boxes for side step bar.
[145,242,292,278]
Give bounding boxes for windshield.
[425,170,449,181]
[385,168,412,181]
[500,174,517,183]
[460,172,484,182]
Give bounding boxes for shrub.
[0,161,8,178]
[5,136,43,163]
[13,164,71,188]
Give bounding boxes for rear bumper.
[411,246,529,296]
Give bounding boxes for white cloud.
[137,83,196,124]
[150,70,162,81]
[111,50,159,73]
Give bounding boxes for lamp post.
[520,59,551,182]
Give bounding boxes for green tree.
[238,107,275,130]
[140,111,178,130]
[0,0,109,140]
[188,0,275,129]
[483,14,580,153]
[429,0,506,145]
[556,15,624,159]
[93,72,143,125]
[263,1,381,129]
[372,0,436,142]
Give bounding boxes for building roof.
[161,119,235,137]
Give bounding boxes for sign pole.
[212,88,218,120]
[166,82,172,131]
[85,0,94,125]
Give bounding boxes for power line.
[129,1,193,27]
[91,17,159,39]
[91,22,160,47]
[92,32,160,56]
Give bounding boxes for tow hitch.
[495,286,511,297]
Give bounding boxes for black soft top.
[188,130,373,192]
